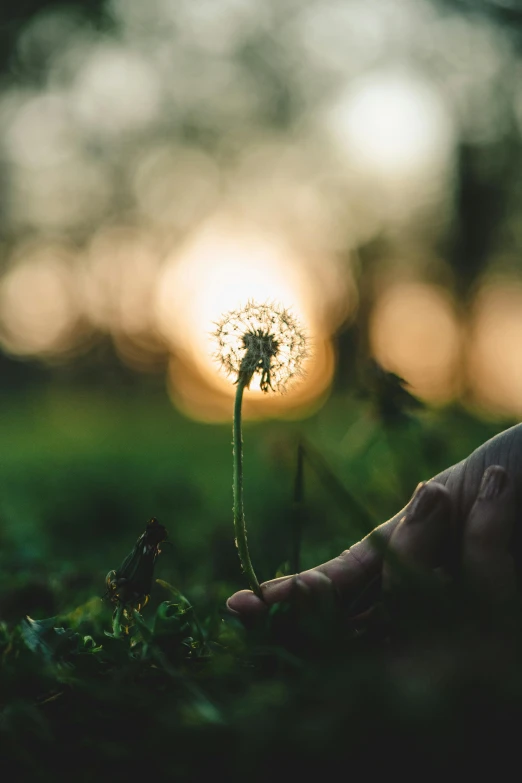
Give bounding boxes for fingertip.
[406,480,451,523]
[226,590,268,618]
[425,479,452,505]
[465,465,515,549]
[463,465,517,602]
[383,481,451,593]
[477,464,509,502]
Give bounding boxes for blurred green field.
[0,382,505,617]
[1,383,520,780]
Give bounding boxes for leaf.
[275,561,291,579]
[156,580,206,647]
[99,633,133,665]
[156,579,191,608]
[130,609,153,643]
[153,601,190,638]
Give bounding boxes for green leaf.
[99,632,132,664]
[153,601,186,633]
[156,579,191,609]
[130,609,153,643]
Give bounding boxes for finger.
[432,423,522,524]
[226,572,335,624]
[227,423,522,623]
[291,570,336,615]
[227,478,457,621]
[226,510,408,625]
[463,465,517,603]
[226,589,269,619]
[382,481,451,593]
[226,572,334,614]
[260,518,400,609]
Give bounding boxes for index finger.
[227,510,405,617]
[463,465,517,603]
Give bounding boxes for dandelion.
[214,300,308,393]
[213,301,308,597]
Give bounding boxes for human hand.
[227,423,522,621]
[383,464,516,604]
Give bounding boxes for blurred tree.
[0,0,106,73]
[448,137,521,299]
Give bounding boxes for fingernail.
[407,482,439,522]
[478,466,506,501]
[225,599,240,616]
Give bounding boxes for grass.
[0,382,517,779]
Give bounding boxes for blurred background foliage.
[1,0,522,616]
[3,2,522,778]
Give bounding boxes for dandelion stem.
[233,376,262,598]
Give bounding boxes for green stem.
[233,376,262,598]
[300,437,376,536]
[113,604,124,638]
[290,439,305,574]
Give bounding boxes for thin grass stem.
[290,439,305,574]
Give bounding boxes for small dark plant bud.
[105,517,168,615]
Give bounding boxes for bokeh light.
[468,281,522,416]
[324,69,455,228]
[131,145,220,231]
[81,226,162,336]
[369,282,462,402]
[70,43,162,138]
[0,0,520,420]
[327,71,453,180]
[0,242,86,358]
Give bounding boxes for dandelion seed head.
[213,300,309,392]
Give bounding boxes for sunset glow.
[154,219,342,418]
